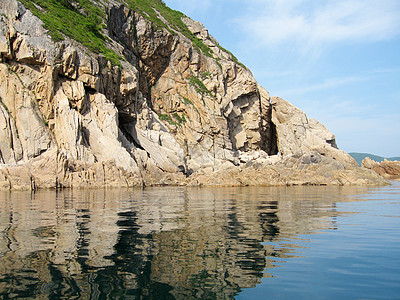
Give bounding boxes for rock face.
[362,157,400,179]
[0,0,388,190]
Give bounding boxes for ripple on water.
[0,182,399,299]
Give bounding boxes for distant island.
[349,153,400,166]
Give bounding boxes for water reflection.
[0,185,375,298]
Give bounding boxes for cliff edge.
[0,0,387,189]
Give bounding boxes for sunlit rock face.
[362,157,400,179]
[0,0,386,189]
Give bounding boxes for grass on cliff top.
[126,0,213,57]
[20,0,244,69]
[129,0,246,68]
[19,0,122,67]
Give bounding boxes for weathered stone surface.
[0,147,143,190]
[53,86,94,162]
[82,93,139,173]
[0,0,388,190]
[130,126,187,173]
[16,104,52,160]
[0,104,23,164]
[271,96,356,165]
[0,36,9,57]
[362,157,400,179]
[187,151,388,187]
[0,164,33,190]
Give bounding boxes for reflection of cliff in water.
[0,185,372,298]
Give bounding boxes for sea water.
[0,182,399,299]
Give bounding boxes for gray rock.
[0,104,22,164]
[16,104,52,160]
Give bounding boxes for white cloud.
[281,75,372,95]
[318,112,400,156]
[285,92,400,155]
[238,0,400,48]
[271,68,399,100]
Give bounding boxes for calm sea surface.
[0,182,399,299]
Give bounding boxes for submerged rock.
[0,0,388,190]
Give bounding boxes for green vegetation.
[158,113,176,125]
[188,76,212,97]
[172,112,186,124]
[128,0,245,64]
[5,62,26,88]
[179,95,199,114]
[159,112,186,126]
[19,0,245,70]
[180,95,193,106]
[215,58,222,70]
[216,44,247,69]
[13,70,25,88]
[42,116,49,126]
[126,0,213,57]
[19,0,121,67]
[200,71,212,80]
[0,96,10,115]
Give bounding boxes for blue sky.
[164,0,400,157]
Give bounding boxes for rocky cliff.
[0,0,388,190]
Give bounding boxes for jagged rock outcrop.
[0,0,388,190]
[362,157,400,179]
[187,151,386,187]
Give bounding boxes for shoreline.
[0,154,390,191]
